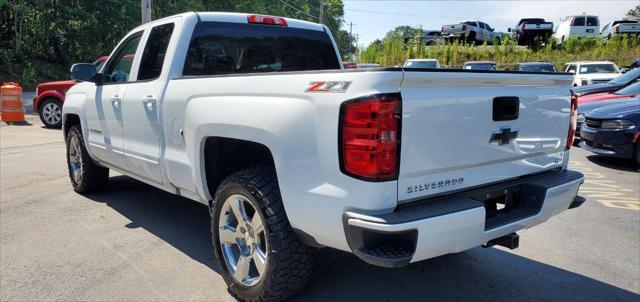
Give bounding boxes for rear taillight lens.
[614,26,620,33]
[440,26,444,33]
[247,15,287,26]
[340,93,401,181]
[566,92,578,150]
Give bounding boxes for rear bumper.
[343,170,584,267]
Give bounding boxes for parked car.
[514,62,556,72]
[423,30,444,45]
[63,11,584,301]
[509,18,554,46]
[554,15,600,44]
[577,81,640,105]
[463,61,497,70]
[441,20,502,44]
[576,97,635,139]
[630,58,640,69]
[600,20,640,39]
[33,56,107,128]
[343,61,357,69]
[404,59,440,69]
[579,97,640,164]
[572,67,640,96]
[565,61,621,86]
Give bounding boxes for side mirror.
[70,63,100,83]
[508,28,512,32]
[568,70,576,74]
[620,67,629,74]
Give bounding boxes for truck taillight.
[339,93,401,181]
[566,92,578,150]
[614,26,620,33]
[441,26,444,33]
[247,14,287,26]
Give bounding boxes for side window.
[566,64,577,73]
[103,33,142,83]
[586,17,598,27]
[572,17,585,26]
[138,23,175,81]
[479,23,486,30]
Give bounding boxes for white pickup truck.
[63,12,584,301]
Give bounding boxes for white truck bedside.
[62,12,584,302]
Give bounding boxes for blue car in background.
[579,97,640,164]
[576,97,637,139]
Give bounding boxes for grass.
[357,36,640,70]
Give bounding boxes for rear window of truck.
[183,21,340,76]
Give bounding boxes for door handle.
[141,95,156,111]
[111,95,121,107]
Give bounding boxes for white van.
[554,15,600,44]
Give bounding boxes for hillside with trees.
[0,0,356,88]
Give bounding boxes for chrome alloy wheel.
[218,194,268,286]
[42,102,62,125]
[68,134,83,184]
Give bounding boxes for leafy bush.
[359,35,640,71]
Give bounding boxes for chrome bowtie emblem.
[490,127,519,145]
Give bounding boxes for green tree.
[626,5,640,21]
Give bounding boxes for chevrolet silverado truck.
[63,12,584,302]
[508,18,554,46]
[441,20,502,45]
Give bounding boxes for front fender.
[34,90,65,111]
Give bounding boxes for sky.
[342,0,639,46]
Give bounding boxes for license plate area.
[469,183,545,230]
[587,29,594,33]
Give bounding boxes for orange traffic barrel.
[1,82,25,123]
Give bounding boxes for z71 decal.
[305,81,352,93]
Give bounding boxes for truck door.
[571,17,586,37]
[86,32,143,169]
[121,21,175,183]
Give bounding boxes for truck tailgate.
[397,70,573,203]
[619,23,640,33]
[523,23,553,30]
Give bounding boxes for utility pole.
[141,0,152,24]
[319,0,324,24]
[348,22,355,57]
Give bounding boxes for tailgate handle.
[493,97,519,121]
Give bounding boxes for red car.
[578,81,640,105]
[34,56,107,128]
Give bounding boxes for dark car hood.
[586,98,640,119]
[578,98,637,115]
[572,83,620,96]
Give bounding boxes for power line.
[279,0,320,20]
[345,8,464,19]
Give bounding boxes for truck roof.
[566,61,615,65]
[131,12,325,32]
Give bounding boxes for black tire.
[65,125,109,193]
[466,32,476,45]
[38,98,63,128]
[211,168,314,302]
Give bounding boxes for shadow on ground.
[86,175,639,302]
[586,155,639,173]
